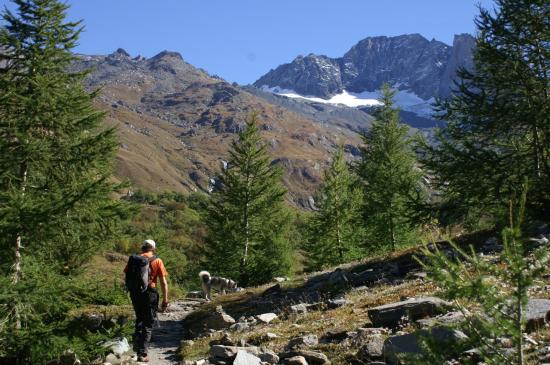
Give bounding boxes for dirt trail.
[143,299,203,365]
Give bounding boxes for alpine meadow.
[0,0,548,364]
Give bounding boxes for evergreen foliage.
[305,146,364,271]
[418,0,550,223]
[357,84,424,251]
[0,0,131,362]
[418,182,549,364]
[204,113,293,286]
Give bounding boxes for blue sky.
[0,0,495,84]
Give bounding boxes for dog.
[199,271,237,301]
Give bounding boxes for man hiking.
[124,239,169,362]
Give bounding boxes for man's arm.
[160,275,169,307]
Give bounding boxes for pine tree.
[418,181,549,364]
[0,0,128,330]
[357,84,424,251]
[306,146,364,271]
[418,0,550,223]
[204,113,292,286]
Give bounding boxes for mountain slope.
[77,49,361,207]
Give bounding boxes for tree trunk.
[12,161,27,330]
[517,294,524,365]
[336,217,343,262]
[240,173,251,279]
[388,203,396,252]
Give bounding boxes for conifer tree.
[418,182,549,364]
[204,113,292,286]
[418,0,550,223]
[0,0,128,330]
[357,84,424,251]
[306,146,364,271]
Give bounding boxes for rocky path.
[144,300,203,365]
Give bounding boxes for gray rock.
[285,356,308,365]
[102,338,130,355]
[256,313,278,324]
[205,306,236,330]
[383,327,468,365]
[526,298,550,332]
[280,350,330,365]
[367,297,451,328]
[290,303,309,314]
[327,298,351,309]
[287,334,319,349]
[416,311,466,328]
[258,349,279,364]
[210,345,261,360]
[104,354,119,365]
[230,322,250,332]
[262,332,279,341]
[356,334,385,360]
[233,350,262,365]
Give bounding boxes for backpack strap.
[147,256,158,286]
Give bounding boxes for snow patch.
[260,85,434,117]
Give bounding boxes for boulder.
[526,298,550,332]
[262,332,279,342]
[416,311,466,328]
[327,298,350,309]
[280,350,330,365]
[205,306,236,330]
[262,284,282,296]
[383,327,468,365]
[355,334,385,360]
[257,313,278,324]
[320,329,349,343]
[59,350,81,365]
[367,297,451,328]
[230,322,250,331]
[285,356,308,365]
[258,349,279,364]
[233,350,262,365]
[287,334,319,349]
[350,269,382,286]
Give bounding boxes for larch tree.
[204,113,293,286]
[357,84,424,251]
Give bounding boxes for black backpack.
[125,254,157,293]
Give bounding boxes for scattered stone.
[383,327,468,365]
[416,311,466,328]
[367,297,451,328]
[287,334,319,349]
[280,350,330,365]
[233,350,262,365]
[257,313,278,324]
[327,298,350,309]
[285,356,308,365]
[186,291,205,299]
[104,354,119,365]
[290,303,309,314]
[258,349,279,364]
[262,332,279,341]
[526,298,550,332]
[230,322,250,332]
[205,306,236,330]
[210,345,261,360]
[355,334,385,360]
[274,277,288,283]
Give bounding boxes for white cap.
[143,239,156,249]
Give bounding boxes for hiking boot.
[137,354,149,362]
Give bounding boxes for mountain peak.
[150,50,184,61]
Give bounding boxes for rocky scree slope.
[178,228,550,365]
[74,49,360,208]
[254,33,475,100]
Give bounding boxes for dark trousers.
[130,287,159,355]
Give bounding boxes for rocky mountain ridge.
[254,33,475,102]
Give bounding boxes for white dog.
[199,271,237,301]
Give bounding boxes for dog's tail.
[199,270,211,284]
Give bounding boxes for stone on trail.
[233,350,262,365]
[367,296,451,328]
[256,313,278,324]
